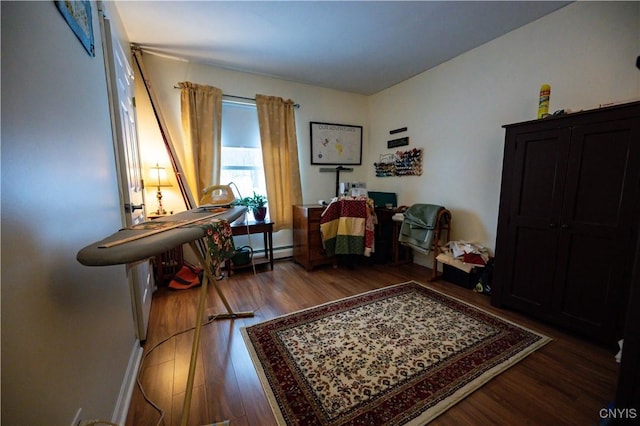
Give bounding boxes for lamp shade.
[148,163,173,187]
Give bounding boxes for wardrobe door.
[499,127,571,318]
[552,118,640,343]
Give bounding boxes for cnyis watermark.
[599,407,638,420]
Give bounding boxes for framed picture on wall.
[55,0,95,57]
[310,122,363,165]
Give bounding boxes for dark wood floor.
[126,259,620,426]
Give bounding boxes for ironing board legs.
[180,241,254,426]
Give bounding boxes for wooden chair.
[429,208,451,281]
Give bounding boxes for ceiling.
[114,1,571,95]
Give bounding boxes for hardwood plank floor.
[126,259,619,425]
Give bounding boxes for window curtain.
[177,81,223,204]
[256,94,303,231]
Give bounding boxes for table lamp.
[148,163,172,215]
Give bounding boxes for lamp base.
[156,188,167,216]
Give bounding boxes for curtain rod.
[173,87,300,108]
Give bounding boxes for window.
[220,100,267,202]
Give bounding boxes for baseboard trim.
[113,340,143,425]
[250,244,293,258]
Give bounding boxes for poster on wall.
[55,0,95,56]
[310,122,363,165]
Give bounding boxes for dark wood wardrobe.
[492,101,640,347]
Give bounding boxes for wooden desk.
[292,205,335,271]
[147,213,183,286]
[228,219,274,274]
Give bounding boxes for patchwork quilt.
[319,197,376,257]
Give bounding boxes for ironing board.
[77,206,246,266]
[77,206,252,426]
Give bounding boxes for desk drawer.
[309,229,323,246]
[293,205,334,270]
[308,207,324,221]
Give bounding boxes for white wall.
[367,1,640,265]
[1,2,137,424]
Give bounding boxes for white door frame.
[99,8,154,342]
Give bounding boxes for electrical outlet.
[70,408,82,426]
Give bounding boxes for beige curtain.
[177,82,223,204]
[256,94,303,231]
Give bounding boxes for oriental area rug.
[241,281,550,425]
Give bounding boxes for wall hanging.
[55,0,95,56]
[387,137,409,149]
[374,148,423,177]
[310,122,362,165]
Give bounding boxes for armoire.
[492,101,640,347]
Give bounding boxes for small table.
[228,219,274,274]
[147,213,183,285]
